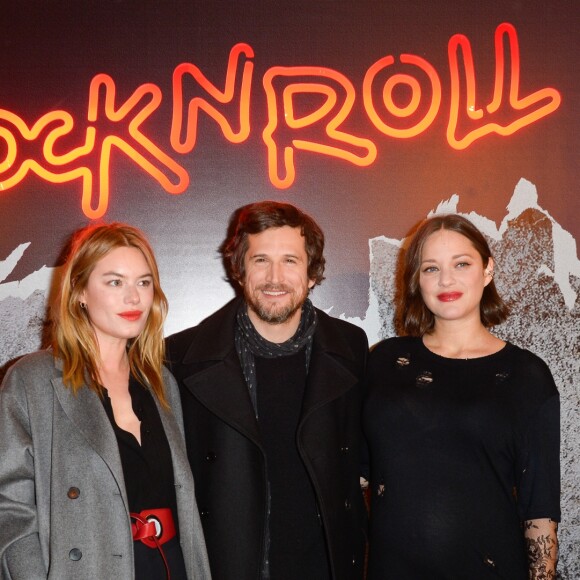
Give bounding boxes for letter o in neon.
[363,54,442,138]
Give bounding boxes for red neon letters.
[0,23,561,218]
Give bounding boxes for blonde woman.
[0,223,211,579]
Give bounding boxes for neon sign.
[0,23,561,218]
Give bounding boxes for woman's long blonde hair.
[52,223,170,407]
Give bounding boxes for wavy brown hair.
[52,223,170,407]
[401,214,508,336]
[222,200,326,286]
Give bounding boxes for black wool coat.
[166,297,369,580]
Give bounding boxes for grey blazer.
[0,350,211,580]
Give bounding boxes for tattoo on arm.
[524,519,558,580]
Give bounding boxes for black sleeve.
[515,354,561,522]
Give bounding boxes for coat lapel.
[51,373,128,507]
[154,385,195,573]
[155,397,190,487]
[180,298,262,448]
[183,353,262,447]
[300,310,360,420]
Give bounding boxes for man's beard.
[244,284,307,325]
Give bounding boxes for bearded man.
[166,201,368,580]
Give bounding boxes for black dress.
[363,337,560,579]
[103,375,187,580]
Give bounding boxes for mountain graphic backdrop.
[1,178,579,577]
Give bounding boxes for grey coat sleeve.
[0,364,47,579]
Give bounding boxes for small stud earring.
[80,302,87,309]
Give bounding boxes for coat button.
[340,446,349,454]
[69,548,82,561]
[205,452,217,462]
[200,509,210,518]
[344,499,351,510]
[483,555,496,568]
[67,487,80,499]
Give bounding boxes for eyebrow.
[250,253,302,260]
[421,253,475,263]
[101,271,153,278]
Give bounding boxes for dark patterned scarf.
[235,298,317,416]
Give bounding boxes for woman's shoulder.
[504,341,549,365]
[370,336,420,356]
[502,342,558,395]
[3,350,57,382]
[1,350,59,408]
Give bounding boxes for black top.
[363,337,560,579]
[102,375,186,580]
[255,351,331,580]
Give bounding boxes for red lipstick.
[118,311,143,321]
[437,292,463,302]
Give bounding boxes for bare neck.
[96,339,130,388]
[423,318,504,359]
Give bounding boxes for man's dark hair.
[222,200,325,286]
